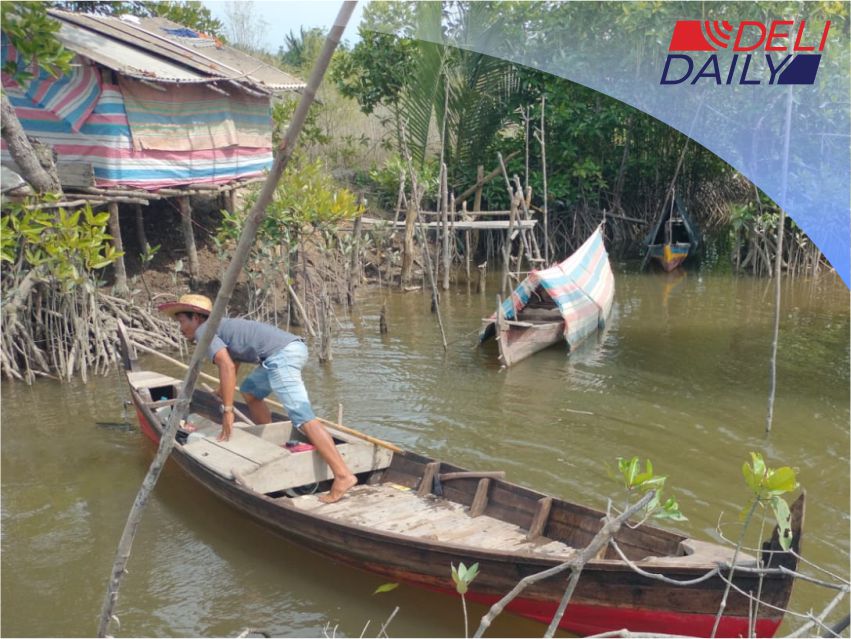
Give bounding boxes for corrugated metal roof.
[47,9,306,93]
[55,21,210,83]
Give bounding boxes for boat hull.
[490,319,565,367]
[649,242,690,272]
[130,391,797,638]
[481,226,615,367]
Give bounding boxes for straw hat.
[157,294,213,317]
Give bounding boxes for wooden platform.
[394,220,537,230]
[171,412,393,494]
[287,483,576,558]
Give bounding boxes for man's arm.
[213,347,237,441]
[213,362,239,398]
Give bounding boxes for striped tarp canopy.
[500,225,615,348]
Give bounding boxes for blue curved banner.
[368,2,851,287]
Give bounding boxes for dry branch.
[474,491,655,638]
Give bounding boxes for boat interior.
[651,212,692,247]
[128,369,758,567]
[481,289,563,341]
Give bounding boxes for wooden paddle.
[130,340,403,453]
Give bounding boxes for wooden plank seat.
[127,370,181,390]
[173,412,393,495]
[288,484,576,559]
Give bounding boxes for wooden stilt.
[348,214,363,305]
[107,202,129,297]
[134,204,149,254]
[441,163,450,291]
[178,195,199,283]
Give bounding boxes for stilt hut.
[1,9,304,285]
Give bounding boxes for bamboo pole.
[441,163,450,290]
[463,201,471,284]
[96,6,356,635]
[454,151,519,208]
[399,123,448,351]
[348,214,363,305]
[539,95,549,264]
[513,175,542,262]
[766,84,793,434]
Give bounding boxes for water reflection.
[1,269,848,637]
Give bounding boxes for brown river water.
[2,269,849,637]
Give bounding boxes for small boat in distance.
[480,225,614,367]
[643,190,700,272]
[116,323,803,637]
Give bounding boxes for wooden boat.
[480,226,614,367]
[643,191,700,272]
[118,331,802,637]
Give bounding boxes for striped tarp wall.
[119,77,272,152]
[1,37,273,190]
[499,225,615,348]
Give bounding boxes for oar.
[130,340,403,453]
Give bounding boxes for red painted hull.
[464,591,778,637]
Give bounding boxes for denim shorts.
[239,340,316,428]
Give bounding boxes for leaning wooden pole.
[399,130,448,351]
[441,162,450,290]
[95,4,356,635]
[765,85,792,434]
[539,95,549,265]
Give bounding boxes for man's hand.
[218,411,234,442]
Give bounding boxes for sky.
[204,1,367,54]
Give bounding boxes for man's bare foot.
[319,474,357,503]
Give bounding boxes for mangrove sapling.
[710,453,799,638]
[136,243,160,303]
[451,561,480,638]
[614,456,686,525]
[1,199,177,383]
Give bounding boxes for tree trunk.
[178,196,200,284]
[134,204,149,254]
[0,92,62,194]
[107,202,130,298]
[401,203,417,286]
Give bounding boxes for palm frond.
[399,1,445,169]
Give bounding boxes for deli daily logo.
[660,20,832,85]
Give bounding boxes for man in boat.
[158,294,357,503]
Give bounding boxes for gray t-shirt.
[195,318,299,364]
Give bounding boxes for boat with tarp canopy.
[480,225,615,366]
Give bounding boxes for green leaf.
[373,582,399,595]
[769,495,793,551]
[465,562,480,583]
[764,467,797,495]
[750,452,766,482]
[742,461,757,493]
